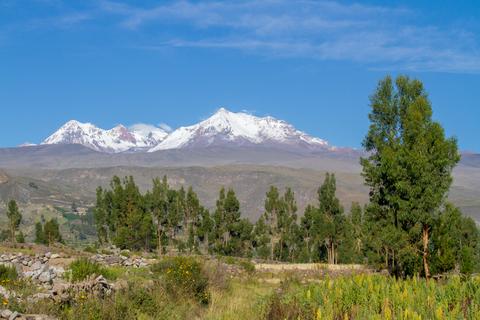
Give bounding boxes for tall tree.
[361,75,460,278]
[93,187,108,244]
[277,188,298,261]
[264,186,281,260]
[6,200,22,244]
[147,176,169,255]
[350,202,363,256]
[317,173,344,264]
[44,218,62,245]
[35,222,46,244]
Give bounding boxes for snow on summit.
[41,109,330,153]
[148,108,329,152]
[42,120,168,153]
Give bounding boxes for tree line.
[1,200,62,245]
[93,76,480,278]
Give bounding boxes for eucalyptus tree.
[361,75,460,278]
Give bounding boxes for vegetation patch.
[67,258,118,282]
[0,264,18,282]
[152,256,210,305]
[266,274,480,319]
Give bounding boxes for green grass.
[265,274,480,320]
[8,254,480,320]
[0,264,18,282]
[67,258,120,282]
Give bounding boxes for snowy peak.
[148,108,329,152]
[42,109,331,153]
[42,120,168,153]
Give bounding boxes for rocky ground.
[0,246,155,320]
[0,245,371,319]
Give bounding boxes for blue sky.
[1,0,479,151]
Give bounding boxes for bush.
[16,231,25,244]
[0,264,18,282]
[67,258,116,282]
[239,260,255,274]
[152,256,210,305]
[83,245,97,254]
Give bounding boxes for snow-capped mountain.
[41,109,331,153]
[148,108,329,152]
[42,120,168,153]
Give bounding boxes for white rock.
[1,309,12,319]
[31,261,42,271]
[38,272,52,283]
[8,310,19,320]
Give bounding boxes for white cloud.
[158,123,173,133]
[98,0,480,73]
[129,123,171,134]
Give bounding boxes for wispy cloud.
[96,0,480,73]
[3,0,479,73]
[129,123,172,134]
[158,123,173,133]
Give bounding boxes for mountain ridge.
[42,120,168,153]
[39,108,333,154]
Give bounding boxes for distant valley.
[0,109,478,245]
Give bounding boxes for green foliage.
[212,187,253,256]
[266,274,480,320]
[16,231,25,243]
[151,256,210,304]
[299,174,345,264]
[361,75,463,277]
[94,176,155,251]
[44,218,63,245]
[35,222,46,244]
[238,260,255,274]
[6,200,22,243]
[83,245,98,254]
[0,230,9,242]
[0,264,18,282]
[89,76,480,277]
[67,258,117,282]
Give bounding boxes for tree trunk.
[270,236,275,261]
[11,226,16,244]
[157,225,162,256]
[422,226,431,280]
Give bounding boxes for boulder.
[0,309,12,319]
[38,272,52,283]
[8,311,19,320]
[30,262,42,271]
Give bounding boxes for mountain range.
[0,107,478,226]
[40,108,332,153]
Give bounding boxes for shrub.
[152,256,210,305]
[0,264,18,282]
[16,231,25,244]
[67,258,116,282]
[223,256,237,265]
[83,245,97,254]
[119,250,131,258]
[239,260,255,274]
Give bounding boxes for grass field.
[3,251,478,320]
